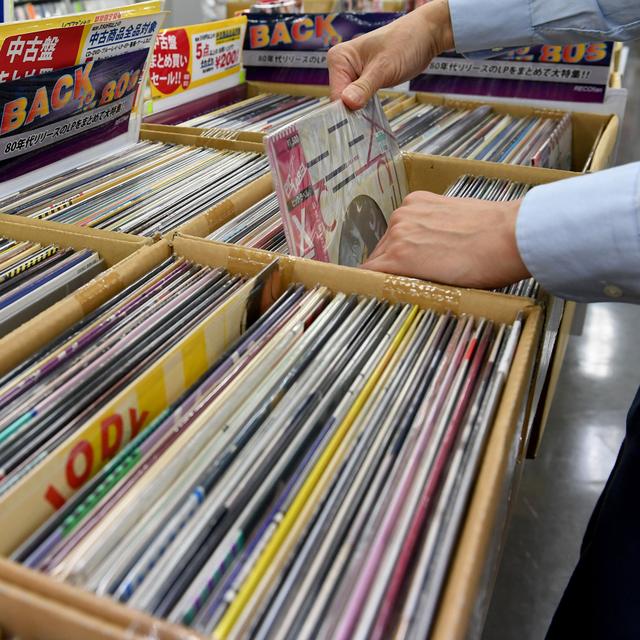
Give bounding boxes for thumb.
[341,69,379,110]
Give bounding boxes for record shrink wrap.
[266,96,408,266]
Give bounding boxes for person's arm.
[516,163,640,303]
[362,163,640,304]
[451,0,640,53]
[329,0,640,108]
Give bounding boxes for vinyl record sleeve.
[266,96,408,266]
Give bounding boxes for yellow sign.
[149,16,247,99]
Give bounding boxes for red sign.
[150,27,190,95]
[0,26,84,84]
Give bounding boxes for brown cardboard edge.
[589,114,619,172]
[431,303,544,640]
[0,560,202,640]
[0,241,171,377]
[173,234,274,278]
[0,214,150,268]
[140,127,265,153]
[174,235,537,324]
[141,123,204,136]
[0,578,150,640]
[403,153,578,192]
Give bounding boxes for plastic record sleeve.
[265,96,408,266]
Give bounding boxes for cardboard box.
[141,81,619,171]
[0,215,151,376]
[0,237,543,640]
[147,150,576,459]
[406,92,618,173]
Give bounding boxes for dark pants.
[547,386,640,639]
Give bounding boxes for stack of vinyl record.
[0,256,247,495]
[0,238,104,337]
[11,270,523,640]
[176,92,570,169]
[208,192,286,253]
[390,104,571,168]
[208,176,539,298]
[1,142,269,237]
[184,93,407,137]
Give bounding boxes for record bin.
[0,236,542,640]
[137,131,577,459]
[140,81,619,172]
[0,215,152,375]
[140,121,584,458]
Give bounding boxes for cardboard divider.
[140,81,618,172]
[139,127,265,153]
[0,578,144,640]
[0,214,151,269]
[0,559,203,640]
[0,237,542,640]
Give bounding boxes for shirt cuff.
[516,164,640,303]
[448,0,536,52]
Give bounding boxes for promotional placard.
[410,43,615,104]
[243,12,400,84]
[149,16,247,101]
[0,2,165,197]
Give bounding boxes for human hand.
[327,0,454,110]
[362,191,530,289]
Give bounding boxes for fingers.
[327,45,357,103]
[327,42,382,110]
[361,253,402,276]
[341,66,380,110]
[364,229,390,263]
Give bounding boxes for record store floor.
[482,42,640,640]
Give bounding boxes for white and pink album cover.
[265,96,408,267]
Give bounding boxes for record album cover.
[266,96,408,266]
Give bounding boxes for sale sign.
[0,2,164,188]
[149,16,247,99]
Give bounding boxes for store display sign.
[149,16,247,100]
[410,43,614,103]
[0,2,164,184]
[243,12,400,84]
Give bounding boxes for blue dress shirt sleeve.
[449,0,640,53]
[516,163,640,303]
